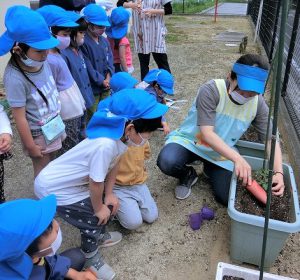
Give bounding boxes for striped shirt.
[132,0,171,54]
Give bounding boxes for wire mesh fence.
[248,0,300,141]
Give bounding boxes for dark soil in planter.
[235,181,291,222]
[223,276,245,280]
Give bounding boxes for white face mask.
[230,90,254,105]
[38,227,62,256]
[20,54,44,68]
[76,37,84,47]
[56,36,71,50]
[126,133,148,147]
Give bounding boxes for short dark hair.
[26,221,53,257]
[230,54,269,80]
[128,117,162,133]
[11,43,30,55]
[51,26,72,36]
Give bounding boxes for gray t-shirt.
[4,60,60,130]
[196,79,271,141]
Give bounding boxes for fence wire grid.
[248,0,300,141]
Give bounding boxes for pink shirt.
[108,37,132,67]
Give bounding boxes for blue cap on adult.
[87,88,169,139]
[0,5,59,56]
[82,4,110,26]
[0,195,57,279]
[232,63,269,94]
[37,5,79,27]
[143,69,175,95]
[110,72,138,93]
[106,7,130,39]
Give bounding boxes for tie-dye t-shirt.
[4,60,60,129]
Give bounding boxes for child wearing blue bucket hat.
[61,13,97,139]
[0,195,97,280]
[0,6,65,178]
[143,68,174,134]
[81,4,114,119]
[157,54,285,203]
[34,89,168,280]
[110,72,138,93]
[38,5,86,155]
[106,7,134,74]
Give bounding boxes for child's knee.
[143,208,158,224]
[118,214,143,230]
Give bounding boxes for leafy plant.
[252,169,269,191]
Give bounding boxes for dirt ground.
[3,15,300,280]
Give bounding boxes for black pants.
[157,143,233,206]
[138,53,171,80]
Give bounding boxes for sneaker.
[175,167,198,200]
[98,231,122,248]
[85,251,115,280]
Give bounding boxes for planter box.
[216,262,297,280]
[228,156,300,269]
[235,140,265,159]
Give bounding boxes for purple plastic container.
[188,212,203,230]
[200,206,215,220]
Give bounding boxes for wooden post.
[214,0,218,22]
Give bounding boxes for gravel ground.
[3,15,300,280]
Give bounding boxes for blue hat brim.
[142,102,169,119]
[106,25,128,39]
[0,31,15,56]
[237,75,265,95]
[37,195,57,236]
[28,36,59,50]
[160,85,174,95]
[56,21,79,27]
[90,20,111,27]
[87,110,127,139]
[233,63,268,95]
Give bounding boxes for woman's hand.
[234,155,252,186]
[0,133,12,153]
[272,172,285,196]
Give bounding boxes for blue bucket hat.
[110,72,138,93]
[232,63,269,94]
[67,11,84,23]
[0,195,56,279]
[143,69,174,95]
[106,7,130,39]
[37,5,79,27]
[82,4,110,27]
[0,6,59,56]
[87,88,169,139]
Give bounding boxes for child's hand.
[162,122,170,135]
[104,193,119,216]
[95,204,111,225]
[0,133,12,153]
[103,79,110,89]
[27,144,43,158]
[73,270,97,280]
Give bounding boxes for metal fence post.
[269,1,281,62]
[281,0,300,97]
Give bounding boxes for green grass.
[172,0,215,14]
[172,0,247,14]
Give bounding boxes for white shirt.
[34,137,127,205]
[0,104,12,135]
